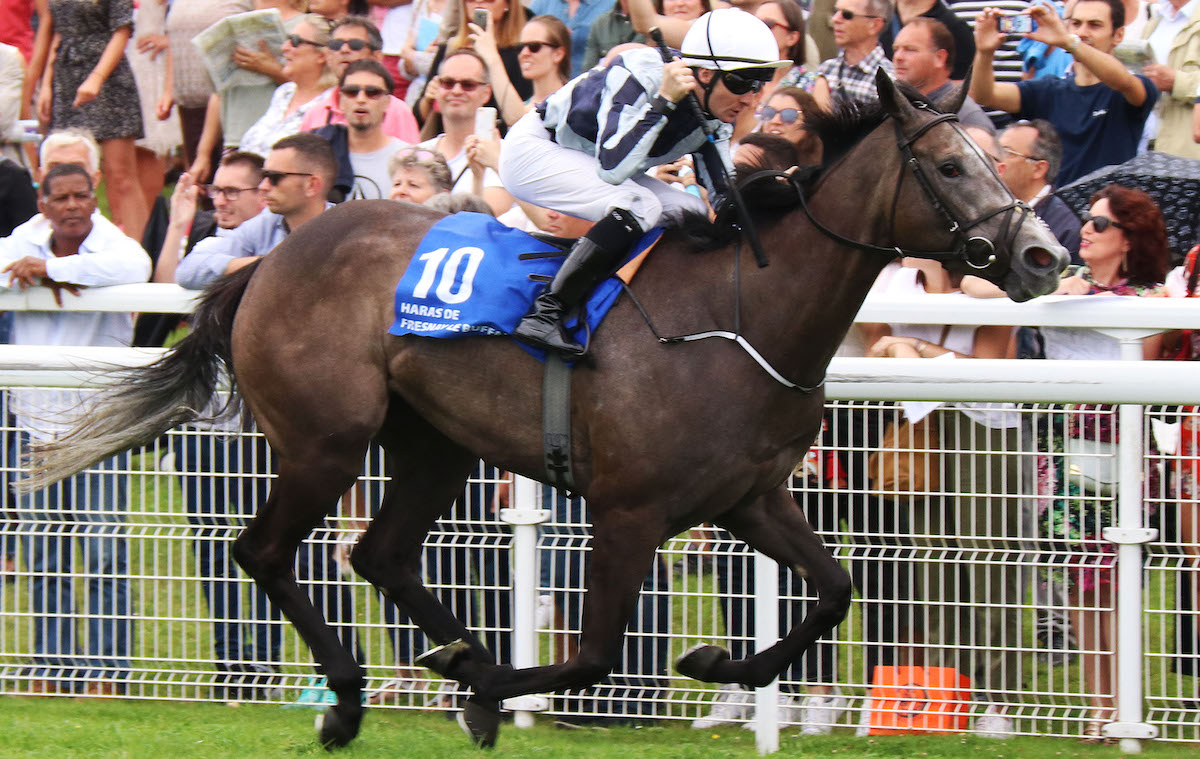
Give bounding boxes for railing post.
[752,551,780,754]
[499,475,550,727]
[1098,330,1162,752]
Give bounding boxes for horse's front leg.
[678,485,853,688]
[421,505,668,720]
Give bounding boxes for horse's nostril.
[1024,247,1054,269]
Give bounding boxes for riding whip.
[648,27,770,268]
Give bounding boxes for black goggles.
[720,70,768,95]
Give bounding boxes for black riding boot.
[514,208,642,356]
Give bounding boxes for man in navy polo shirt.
[969,0,1156,185]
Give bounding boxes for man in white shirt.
[419,50,514,216]
[0,163,151,696]
[338,59,408,199]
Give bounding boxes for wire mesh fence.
[0,390,1196,744]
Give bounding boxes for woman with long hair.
[1039,184,1168,741]
[471,14,568,126]
[756,86,821,164]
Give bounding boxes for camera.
[998,14,1033,34]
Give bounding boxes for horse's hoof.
[416,639,471,678]
[314,707,360,750]
[675,643,731,682]
[456,697,500,749]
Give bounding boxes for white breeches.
[498,111,708,231]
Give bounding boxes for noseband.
[796,105,1034,274]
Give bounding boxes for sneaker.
[535,595,555,629]
[739,693,801,730]
[285,676,338,710]
[692,684,751,729]
[798,687,847,735]
[974,704,1014,739]
[856,703,872,737]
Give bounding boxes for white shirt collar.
[1156,0,1197,24]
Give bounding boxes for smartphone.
[475,106,497,138]
[472,8,488,30]
[998,13,1033,34]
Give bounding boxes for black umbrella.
[1055,151,1200,264]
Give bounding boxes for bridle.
[795,103,1035,275]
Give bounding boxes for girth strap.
[542,353,575,492]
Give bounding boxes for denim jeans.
[176,430,281,663]
[15,435,132,684]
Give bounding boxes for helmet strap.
[695,67,718,117]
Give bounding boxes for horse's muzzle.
[1005,242,1069,302]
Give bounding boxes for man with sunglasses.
[177,134,337,290]
[812,0,895,109]
[299,16,419,143]
[322,59,410,200]
[500,9,788,357]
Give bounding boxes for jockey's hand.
[660,59,696,103]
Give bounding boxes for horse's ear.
[933,66,972,115]
[876,68,916,122]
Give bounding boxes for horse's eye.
[938,161,961,178]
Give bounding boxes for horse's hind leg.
[678,485,853,689]
[232,453,366,748]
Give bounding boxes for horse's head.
[868,69,1067,301]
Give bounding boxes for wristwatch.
[1065,33,1082,54]
[649,95,677,116]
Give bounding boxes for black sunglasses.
[340,84,388,99]
[328,38,379,52]
[519,41,559,53]
[834,8,880,20]
[286,33,322,48]
[1081,213,1125,233]
[262,170,313,185]
[760,105,800,123]
[720,71,767,96]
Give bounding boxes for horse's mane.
[679,82,938,251]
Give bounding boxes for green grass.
[0,698,1194,759]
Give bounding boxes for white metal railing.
[0,285,1198,753]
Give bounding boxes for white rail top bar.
[0,283,200,313]
[2,347,1198,405]
[2,285,1200,329]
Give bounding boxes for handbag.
[868,413,941,494]
[864,665,972,735]
[1064,436,1118,497]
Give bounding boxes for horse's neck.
[748,140,901,379]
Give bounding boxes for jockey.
[499,9,789,357]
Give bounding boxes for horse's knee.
[818,567,854,625]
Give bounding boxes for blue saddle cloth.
[388,212,662,358]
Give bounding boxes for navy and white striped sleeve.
[593,65,673,185]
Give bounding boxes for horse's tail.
[22,260,262,490]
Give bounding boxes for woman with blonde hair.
[475,15,570,126]
[239,15,337,157]
[388,145,454,204]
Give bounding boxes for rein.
[795,106,1034,274]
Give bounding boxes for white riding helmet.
[678,9,791,74]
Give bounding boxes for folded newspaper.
[192,9,287,91]
[1113,40,1153,74]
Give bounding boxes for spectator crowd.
[0,0,1199,742]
